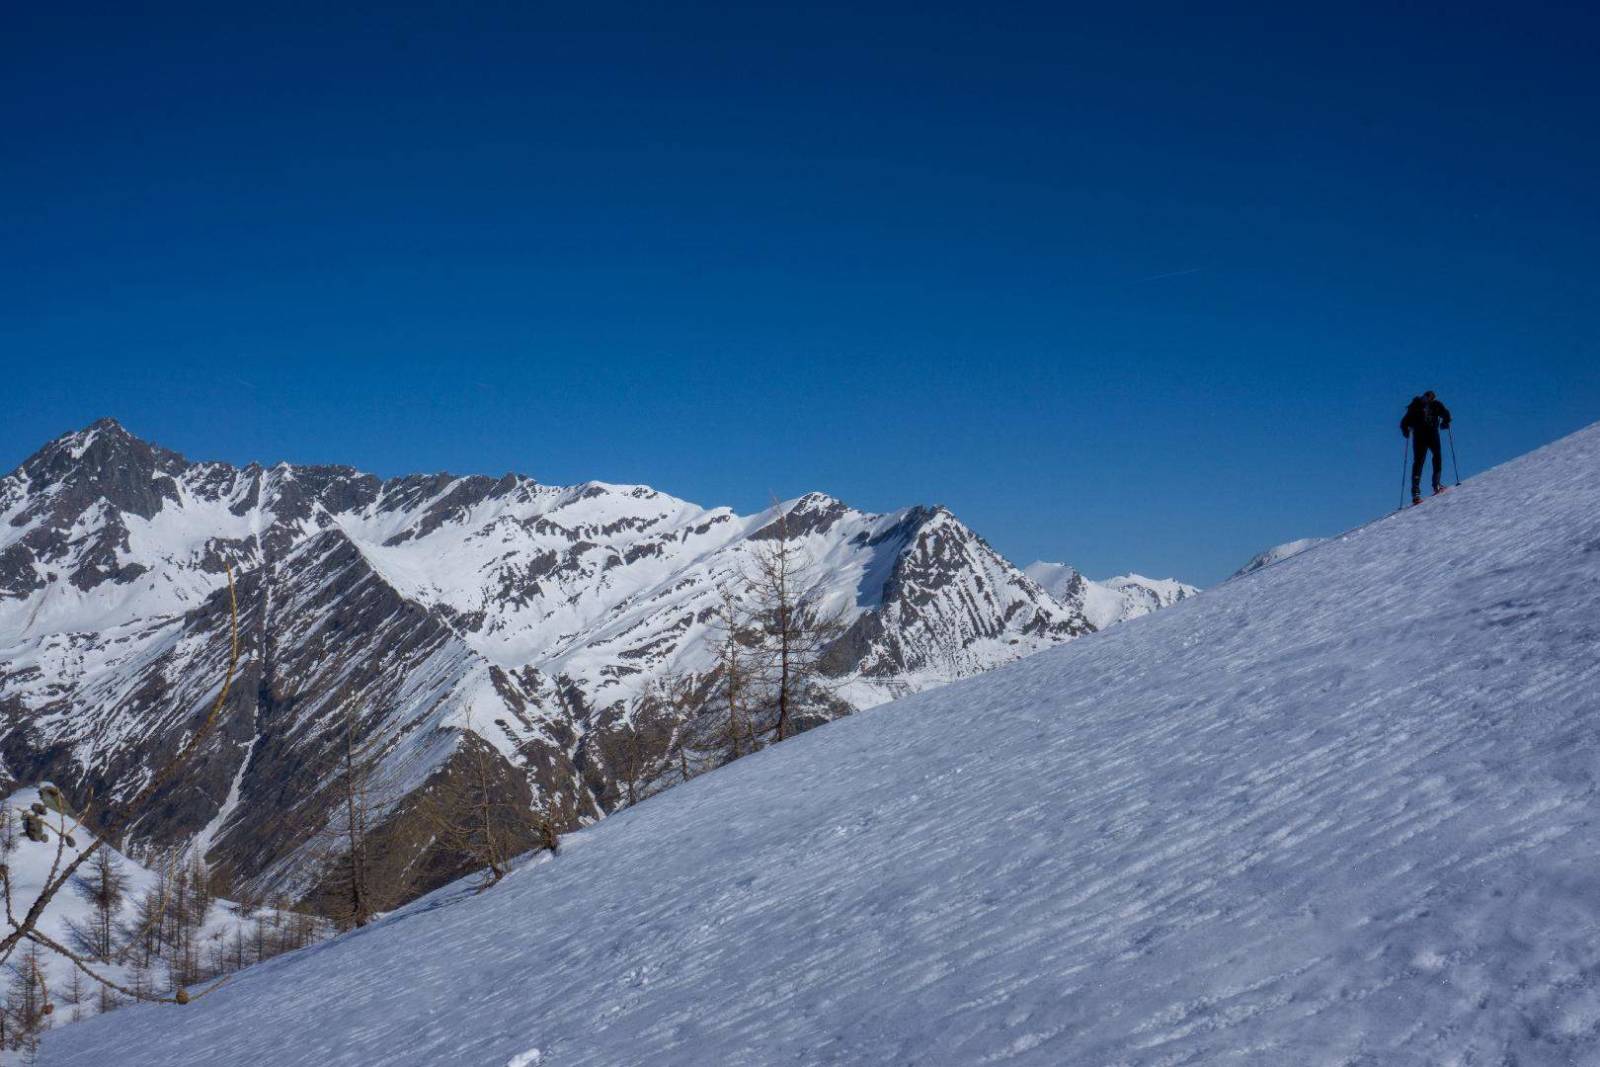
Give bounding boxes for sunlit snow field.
[44,423,1600,1066]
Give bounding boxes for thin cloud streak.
[1136,267,1206,283]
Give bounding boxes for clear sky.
[4,3,1597,584]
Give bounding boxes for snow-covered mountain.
[0,420,1182,901]
[40,420,1600,1065]
[1231,536,1326,577]
[1023,561,1197,629]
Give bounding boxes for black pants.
[1411,434,1442,494]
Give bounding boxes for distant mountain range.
[1231,537,1326,578]
[0,420,1194,901]
[1022,562,1197,628]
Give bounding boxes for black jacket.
[1400,396,1451,439]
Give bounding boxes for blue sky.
[3,3,1596,584]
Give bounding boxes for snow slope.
[42,422,1600,1065]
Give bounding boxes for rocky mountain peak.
[751,492,852,540]
[0,421,1196,904]
[14,418,186,520]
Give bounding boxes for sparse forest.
[0,807,328,1059]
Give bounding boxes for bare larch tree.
[706,586,760,761]
[417,719,556,891]
[745,504,847,742]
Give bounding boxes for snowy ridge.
[1023,561,1197,629]
[39,420,1600,1065]
[1231,536,1326,578]
[0,422,1184,896]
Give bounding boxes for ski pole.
[1447,427,1461,486]
[1399,437,1410,510]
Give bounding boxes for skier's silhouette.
[1400,391,1452,504]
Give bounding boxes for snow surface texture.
[43,423,1600,1065]
[1022,563,1197,630]
[1231,537,1327,578]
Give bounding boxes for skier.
[1400,390,1452,504]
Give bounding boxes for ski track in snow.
[41,423,1600,1066]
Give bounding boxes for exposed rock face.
[0,420,1191,901]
